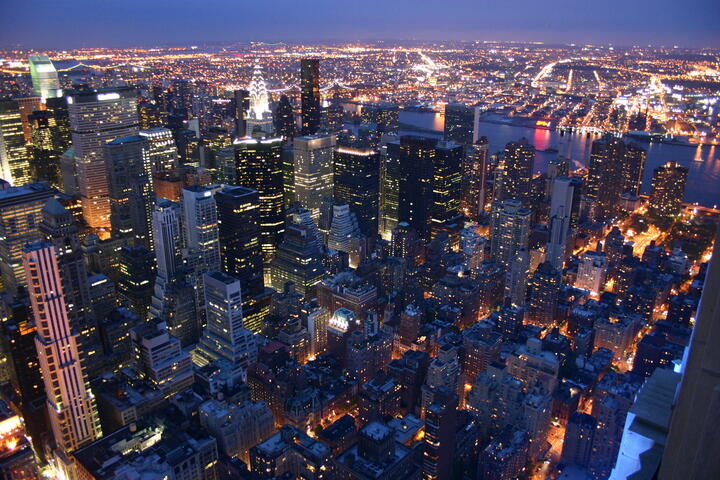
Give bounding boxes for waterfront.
[398,111,720,208]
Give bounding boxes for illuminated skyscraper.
[29,110,66,187]
[443,102,479,145]
[269,223,326,297]
[0,182,54,292]
[245,66,274,136]
[151,199,182,282]
[105,135,154,247]
[0,100,30,186]
[546,176,575,270]
[431,140,463,232]
[379,140,402,239]
[293,134,336,220]
[196,271,257,369]
[28,55,62,100]
[333,146,380,237]
[648,162,688,218]
[300,58,321,135]
[216,185,269,333]
[139,127,178,173]
[499,139,535,205]
[461,137,488,221]
[490,199,531,270]
[587,137,645,220]
[182,185,221,275]
[40,197,101,374]
[68,87,139,229]
[234,138,285,262]
[622,143,646,197]
[23,242,101,455]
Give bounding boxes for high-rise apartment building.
[68,87,139,229]
[648,162,688,218]
[23,242,102,454]
[499,139,535,205]
[293,134,335,220]
[300,59,321,135]
[587,137,646,220]
[490,199,531,269]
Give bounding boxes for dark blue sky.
[2,0,719,49]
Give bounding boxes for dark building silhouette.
[300,59,321,135]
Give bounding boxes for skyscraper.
[246,66,274,136]
[293,134,336,220]
[105,135,154,247]
[269,223,326,297]
[499,139,535,205]
[648,162,688,218]
[68,87,139,229]
[0,182,54,292]
[546,176,575,270]
[182,185,221,275]
[28,55,62,100]
[29,110,65,187]
[0,100,30,186]
[431,140,463,232]
[333,146,380,237]
[234,137,285,262]
[622,143,646,197]
[461,137,489,221]
[40,197,101,374]
[443,102,479,145]
[490,199,531,269]
[196,271,258,370]
[395,136,436,241]
[526,262,562,326]
[274,94,295,139]
[23,242,102,454]
[215,185,268,333]
[300,58,321,135]
[587,137,645,220]
[139,127,178,173]
[234,89,250,138]
[151,198,182,282]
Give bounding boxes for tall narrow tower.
[300,59,321,135]
[23,242,101,454]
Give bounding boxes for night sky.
[1,0,719,49]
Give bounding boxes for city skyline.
[0,4,718,480]
[1,0,719,49]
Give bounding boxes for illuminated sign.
[97,92,120,101]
